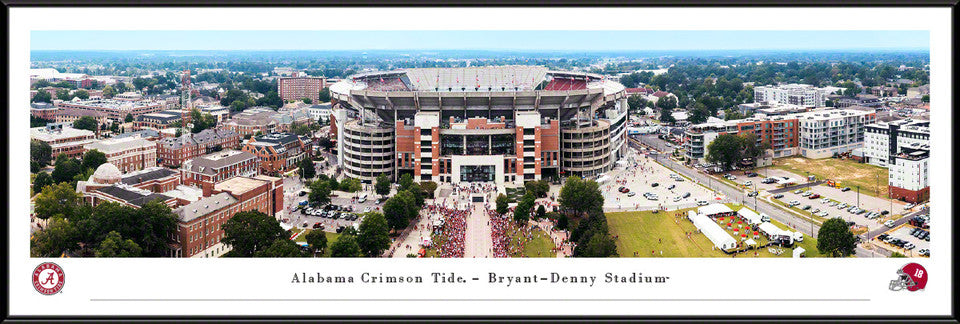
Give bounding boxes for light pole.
[856,185,860,208]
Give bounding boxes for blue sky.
[31,30,928,51]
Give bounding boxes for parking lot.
[768,188,885,231]
[601,149,718,211]
[876,224,930,257]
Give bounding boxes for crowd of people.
[425,202,469,258]
[489,209,512,257]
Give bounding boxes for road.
[636,134,900,258]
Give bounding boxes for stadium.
[328,66,629,185]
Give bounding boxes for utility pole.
[856,185,860,208]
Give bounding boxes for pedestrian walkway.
[464,203,493,258]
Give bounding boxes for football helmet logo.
[889,263,927,291]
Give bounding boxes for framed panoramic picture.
[4,3,955,322]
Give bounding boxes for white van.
[760,213,771,223]
[358,193,368,203]
[793,232,804,242]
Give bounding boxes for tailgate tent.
[758,222,795,244]
[698,204,734,217]
[690,212,737,250]
[738,208,763,225]
[793,247,806,258]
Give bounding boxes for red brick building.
[30,124,96,160]
[180,150,259,190]
[171,175,283,258]
[156,128,241,167]
[83,136,157,173]
[278,76,325,103]
[242,133,307,175]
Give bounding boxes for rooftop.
[214,176,269,196]
[31,125,95,141]
[175,192,238,223]
[84,136,154,154]
[184,150,257,175]
[95,185,172,207]
[120,167,178,186]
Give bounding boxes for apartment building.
[223,107,280,137]
[888,146,930,203]
[683,114,800,163]
[55,98,164,121]
[278,75,325,103]
[863,119,929,167]
[181,150,259,190]
[156,128,241,167]
[242,133,307,175]
[794,109,876,159]
[754,84,830,108]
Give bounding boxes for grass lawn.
[507,226,555,258]
[607,208,728,257]
[726,204,823,258]
[764,157,889,198]
[294,229,341,257]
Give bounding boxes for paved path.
[464,203,493,258]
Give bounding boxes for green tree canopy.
[81,149,108,172]
[375,174,392,196]
[102,85,116,99]
[56,89,72,101]
[705,133,744,171]
[329,234,362,257]
[95,231,143,257]
[304,229,328,256]
[298,157,316,180]
[559,176,604,217]
[74,89,90,100]
[340,177,362,193]
[495,193,509,215]
[33,172,54,196]
[34,182,83,220]
[51,155,82,184]
[30,216,78,257]
[656,95,678,109]
[254,238,306,257]
[514,193,535,225]
[357,212,391,257]
[817,217,857,257]
[383,190,417,231]
[31,91,52,103]
[72,116,99,132]
[31,139,53,168]
[308,180,332,206]
[222,210,286,257]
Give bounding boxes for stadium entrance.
[451,155,505,186]
[460,165,495,182]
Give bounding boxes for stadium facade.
[328,66,628,184]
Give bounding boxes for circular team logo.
[32,262,65,295]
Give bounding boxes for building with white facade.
[754,84,833,108]
[83,136,158,173]
[795,109,876,159]
[888,146,929,203]
[862,119,930,167]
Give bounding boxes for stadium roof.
[340,66,617,93]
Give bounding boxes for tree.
[524,180,549,198]
[317,137,334,150]
[419,181,438,199]
[399,174,415,192]
[254,238,306,257]
[840,81,860,97]
[81,149,108,172]
[817,217,857,257]
[33,172,53,195]
[329,234,362,257]
[78,200,178,257]
[301,98,313,104]
[405,184,426,207]
[124,113,134,123]
[577,232,619,257]
[222,210,286,257]
[95,231,142,257]
[514,193,535,224]
[890,252,906,258]
[496,194,509,215]
[114,82,128,93]
[705,134,744,171]
[340,177,362,193]
[56,89,72,101]
[31,139,53,168]
[102,85,116,99]
[298,158,316,180]
[31,91,52,103]
[921,94,930,103]
[72,116,99,132]
[375,174,392,196]
[556,214,570,230]
[739,133,770,163]
[659,107,676,124]
[318,88,331,102]
[357,212,391,257]
[558,176,604,217]
[536,205,547,220]
[656,95,678,109]
[384,190,416,231]
[51,155,82,184]
[74,89,90,100]
[304,229,328,256]
[308,180,332,207]
[627,95,648,112]
[30,216,78,257]
[34,182,83,219]
[689,103,710,124]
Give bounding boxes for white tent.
[793,247,806,258]
[690,213,737,250]
[279,222,293,231]
[738,208,763,225]
[596,175,611,183]
[744,238,758,247]
[758,222,794,244]
[698,204,734,217]
[777,177,797,185]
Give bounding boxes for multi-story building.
[863,119,929,167]
[242,133,307,175]
[222,107,280,137]
[76,163,181,208]
[795,109,876,159]
[306,104,333,122]
[53,108,111,129]
[30,102,59,120]
[181,150,259,190]
[156,128,242,167]
[54,98,164,121]
[171,175,283,258]
[134,110,183,130]
[683,114,800,163]
[278,75,325,103]
[30,123,96,160]
[83,136,158,173]
[837,94,882,109]
[754,84,830,108]
[888,146,929,203]
[329,66,628,184]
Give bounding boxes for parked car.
[312,222,323,229]
[884,220,896,227]
[363,206,371,213]
[673,196,682,202]
[793,189,803,194]
[841,187,851,192]
[746,172,759,177]
[812,208,820,214]
[682,192,691,199]
[788,200,800,207]
[773,194,784,199]
[801,205,812,210]
[697,200,709,206]
[621,188,630,193]
[904,203,916,210]
[808,193,820,199]
[829,201,838,207]
[743,181,753,186]
[880,210,890,215]
[668,184,676,190]
[747,191,758,197]
[651,183,659,187]
[801,191,813,197]
[626,192,636,197]
[299,191,307,197]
